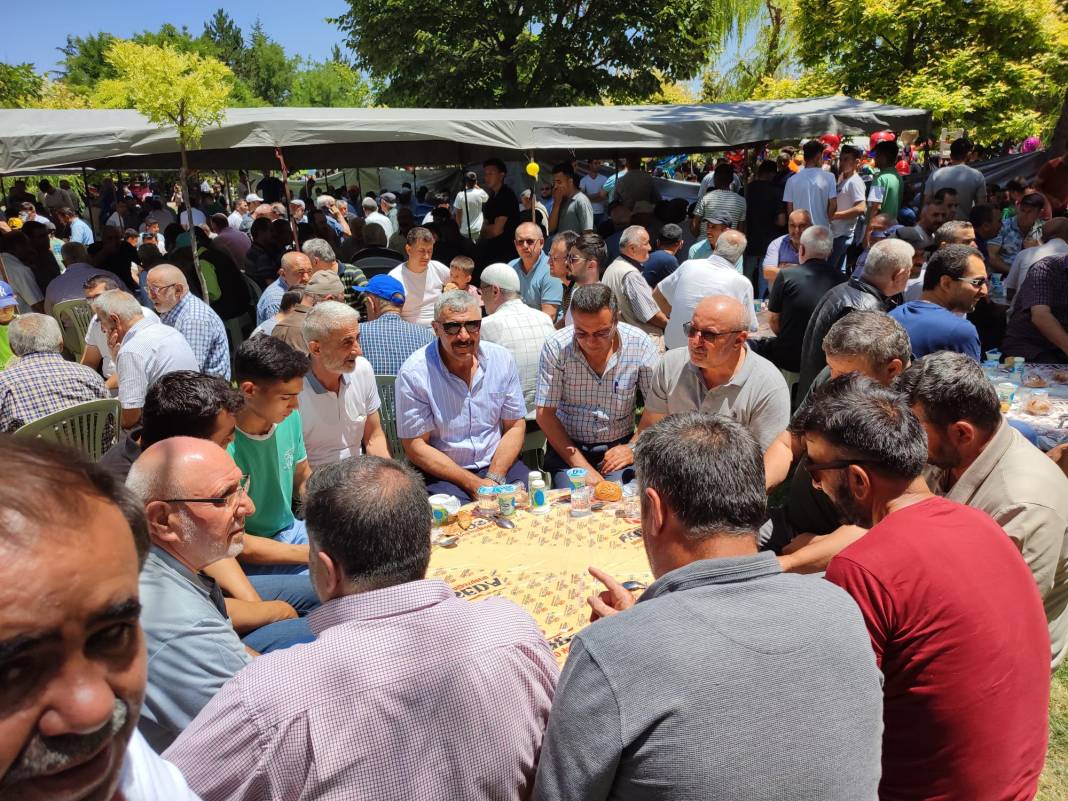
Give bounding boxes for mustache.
[1,700,128,785]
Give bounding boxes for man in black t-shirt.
[256,170,286,205]
[475,157,522,273]
[744,160,786,297]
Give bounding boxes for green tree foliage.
[59,33,118,88]
[701,0,793,102]
[331,0,761,107]
[203,9,245,69]
[0,63,44,107]
[794,0,1068,140]
[236,21,297,106]
[288,61,371,108]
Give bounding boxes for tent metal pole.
[82,166,95,235]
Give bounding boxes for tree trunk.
[1051,85,1068,157]
[180,141,209,302]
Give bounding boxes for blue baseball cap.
[0,281,18,309]
[363,274,405,305]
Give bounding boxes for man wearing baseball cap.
[359,274,435,375]
[289,198,307,225]
[271,271,346,354]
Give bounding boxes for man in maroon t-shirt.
[792,373,1049,801]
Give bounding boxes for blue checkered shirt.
[161,294,231,379]
[535,322,659,444]
[0,351,108,432]
[256,278,288,325]
[359,312,436,376]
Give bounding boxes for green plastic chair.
[51,299,94,360]
[13,398,121,460]
[374,374,406,463]
[521,427,547,472]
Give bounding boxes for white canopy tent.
[0,96,929,175]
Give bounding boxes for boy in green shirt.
[868,140,904,223]
[229,335,313,575]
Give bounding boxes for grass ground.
[1041,665,1068,799]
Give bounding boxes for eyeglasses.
[573,327,614,340]
[163,475,251,509]
[682,322,744,343]
[806,459,882,480]
[148,283,177,296]
[953,276,988,288]
[565,254,587,264]
[515,238,542,247]
[439,320,482,335]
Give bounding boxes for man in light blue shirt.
[59,206,94,245]
[256,251,311,324]
[509,221,564,317]
[396,290,529,500]
[688,215,743,271]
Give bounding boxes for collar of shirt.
[305,368,351,395]
[15,351,67,368]
[516,252,548,275]
[308,579,453,636]
[620,253,643,270]
[120,315,156,348]
[426,339,487,390]
[561,332,621,380]
[161,293,190,324]
[149,546,228,617]
[639,552,783,603]
[496,298,529,315]
[931,419,1013,503]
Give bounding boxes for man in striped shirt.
[147,265,231,380]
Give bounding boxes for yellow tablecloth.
[428,492,652,663]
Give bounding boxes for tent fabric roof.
[0,96,930,175]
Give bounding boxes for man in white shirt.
[655,229,758,350]
[362,196,394,239]
[388,227,451,326]
[926,138,987,220]
[579,160,610,226]
[91,289,198,428]
[0,437,202,801]
[228,198,249,230]
[762,209,812,289]
[0,231,45,312]
[829,145,868,272]
[453,172,490,241]
[298,301,389,467]
[480,262,556,417]
[81,274,160,392]
[783,140,838,229]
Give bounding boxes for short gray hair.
[9,313,63,356]
[864,238,914,280]
[303,300,358,346]
[822,310,912,367]
[713,230,747,263]
[60,241,89,265]
[315,194,336,210]
[933,220,974,247]
[634,413,766,539]
[619,225,649,250]
[434,290,480,321]
[301,238,337,263]
[361,196,377,211]
[90,289,143,323]
[799,225,834,259]
[569,283,617,316]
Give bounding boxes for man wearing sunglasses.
[508,221,563,318]
[536,284,659,487]
[396,290,529,500]
[641,295,789,454]
[888,244,985,361]
[129,437,316,752]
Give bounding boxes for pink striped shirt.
[165,579,558,801]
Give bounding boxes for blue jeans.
[244,519,309,576]
[241,574,319,653]
[743,253,766,298]
[425,461,530,501]
[544,437,635,489]
[830,234,853,276]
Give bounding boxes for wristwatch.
[485,471,506,485]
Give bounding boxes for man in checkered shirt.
[166,456,557,801]
[146,264,231,380]
[0,313,108,432]
[536,283,659,488]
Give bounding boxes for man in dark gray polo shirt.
[641,295,790,452]
[532,413,883,801]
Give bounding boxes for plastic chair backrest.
[51,299,93,360]
[374,374,405,463]
[242,273,264,303]
[355,256,402,272]
[13,398,121,460]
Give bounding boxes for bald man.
[147,264,231,379]
[257,251,312,324]
[640,295,790,452]
[509,221,563,317]
[127,437,316,752]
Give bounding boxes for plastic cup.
[566,467,588,489]
[996,382,1016,413]
[476,485,497,517]
[497,484,517,516]
[530,480,550,515]
[570,485,592,517]
[429,493,458,527]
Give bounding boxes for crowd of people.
[1,136,1068,801]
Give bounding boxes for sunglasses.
[953,277,988,288]
[439,320,482,335]
[515,238,542,247]
[163,475,251,509]
[806,459,882,480]
[574,327,614,340]
[682,322,744,343]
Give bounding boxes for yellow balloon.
[525,161,540,177]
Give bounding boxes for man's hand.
[260,600,298,622]
[587,565,637,621]
[1049,443,1068,479]
[600,444,634,475]
[468,476,497,497]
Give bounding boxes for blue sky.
[3,1,350,76]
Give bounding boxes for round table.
[428,490,652,663]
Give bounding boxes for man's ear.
[644,487,667,538]
[239,380,257,398]
[144,500,180,545]
[314,548,345,599]
[849,465,873,502]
